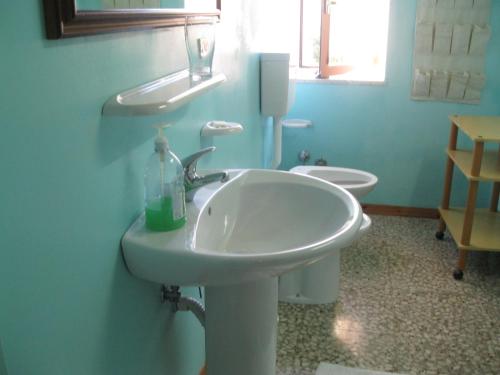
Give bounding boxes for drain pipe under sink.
[162,286,206,374]
[162,285,205,328]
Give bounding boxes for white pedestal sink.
[122,169,368,375]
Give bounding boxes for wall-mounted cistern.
[260,53,294,169]
[181,146,229,201]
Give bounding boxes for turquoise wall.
[282,0,500,208]
[0,2,261,375]
[1,1,499,374]
[0,339,7,375]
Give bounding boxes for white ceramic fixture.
[102,69,226,116]
[282,119,313,128]
[290,165,378,199]
[200,121,244,137]
[260,53,294,169]
[122,169,369,375]
[279,165,378,305]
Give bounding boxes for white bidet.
[278,166,377,304]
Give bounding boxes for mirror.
[75,0,217,11]
[43,0,221,39]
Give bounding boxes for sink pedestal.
[205,278,278,375]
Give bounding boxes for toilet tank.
[260,53,290,117]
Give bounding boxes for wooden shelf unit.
[437,115,500,279]
[447,150,500,181]
[438,208,500,251]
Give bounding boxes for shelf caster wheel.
[435,231,445,240]
[453,269,464,280]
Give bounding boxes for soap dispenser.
[144,124,186,231]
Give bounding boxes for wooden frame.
[43,0,221,39]
[362,204,439,219]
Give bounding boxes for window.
[292,0,391,82]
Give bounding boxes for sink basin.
[122,169,366,375]
[122,169,362,287]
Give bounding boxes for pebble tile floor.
[276,215,500,375]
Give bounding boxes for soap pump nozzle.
[154,123,171,157]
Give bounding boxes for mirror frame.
[43,0,221,39]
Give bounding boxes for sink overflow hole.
[208,207,212,216]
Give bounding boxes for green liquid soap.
[145,197,186,232]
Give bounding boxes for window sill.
[290,67,386,86]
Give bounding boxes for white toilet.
[278,165,378,304]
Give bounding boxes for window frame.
[297,0,389,81]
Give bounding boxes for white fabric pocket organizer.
[413,69,432,97]
[448,72,469,100]
[411,0,491,103]
[469,25,491,56]
[464,73,486,101]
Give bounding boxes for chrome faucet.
[181,146,229,201]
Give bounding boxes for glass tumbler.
[185,18,216,82]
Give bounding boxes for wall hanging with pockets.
[411,0,491,104]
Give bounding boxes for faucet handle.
[181,146,216,178]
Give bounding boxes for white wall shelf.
[102,69,226,116]
[282,119,313,128]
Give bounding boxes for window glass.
[301,0,322,67]
[288,0,302,67]
[328,0,390,79]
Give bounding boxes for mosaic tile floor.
[276,215,500,375]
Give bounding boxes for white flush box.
[260,53,290,117]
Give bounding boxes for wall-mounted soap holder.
[201,121,244,137]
